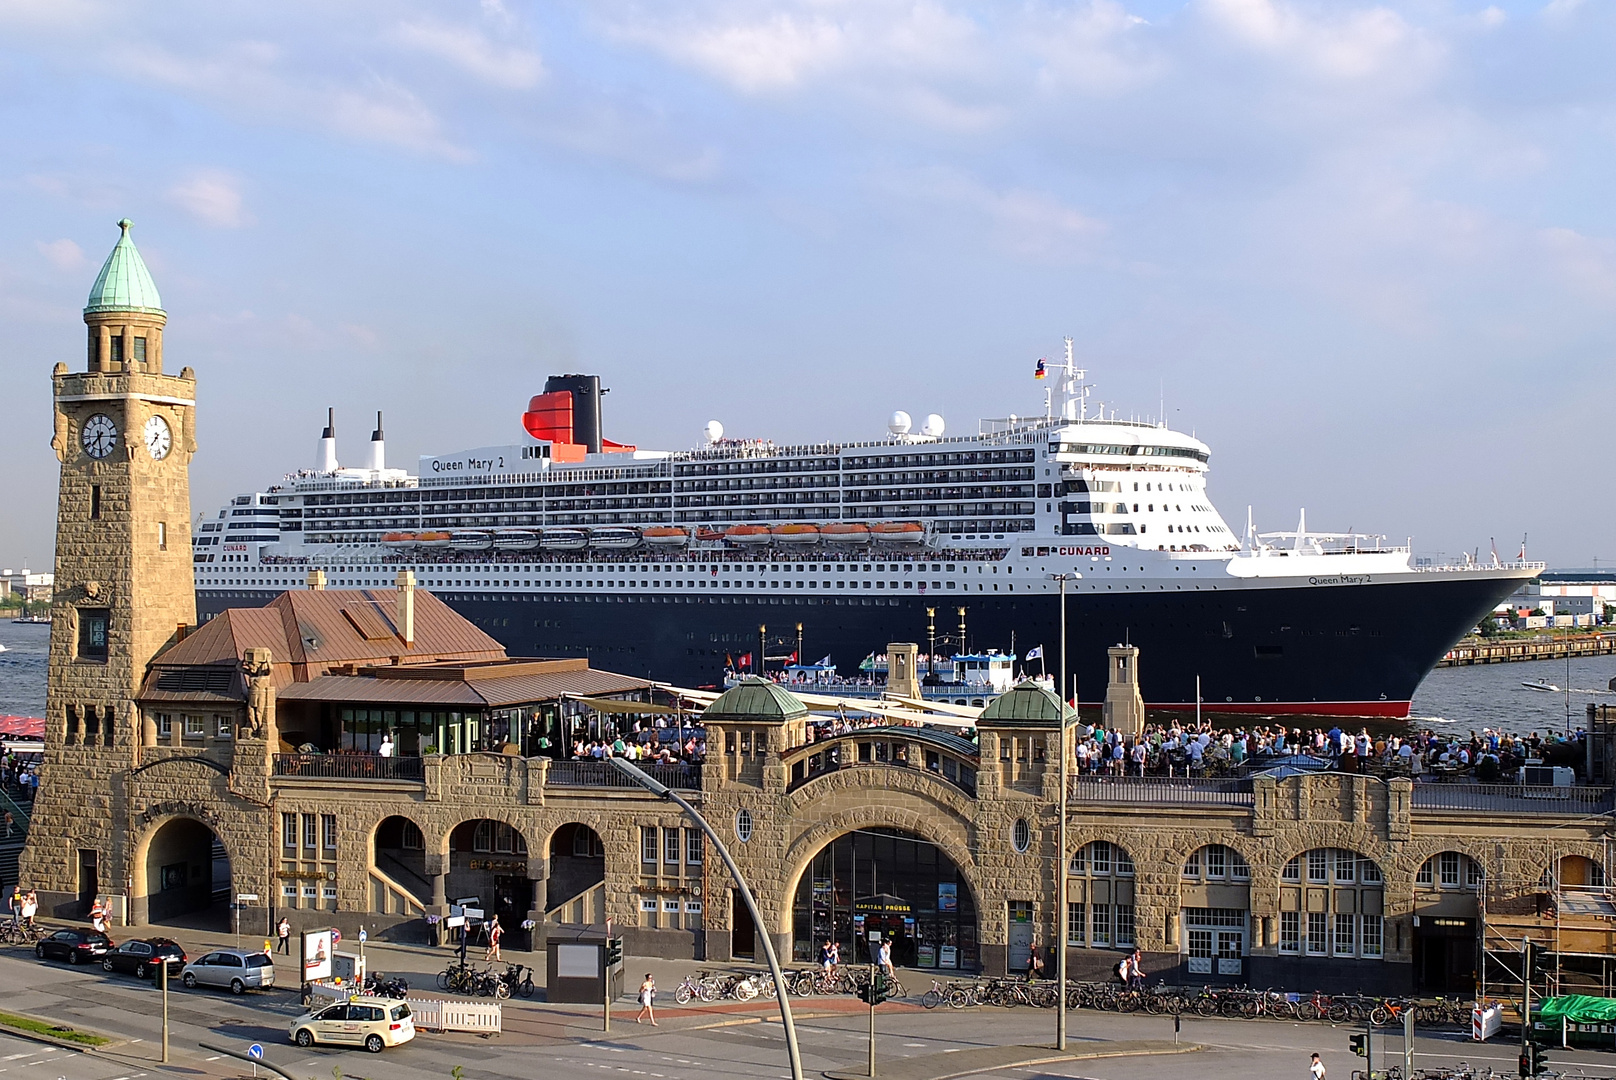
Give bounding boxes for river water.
[0,617,1608,735]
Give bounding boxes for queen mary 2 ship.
[193,345,1537,717]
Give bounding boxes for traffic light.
[860,973,890,1006]
[1349,1033,1367,1058]
[1519,1042,1548,1076]
[605,938,623,968]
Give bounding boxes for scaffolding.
[1480,834,1616,1015]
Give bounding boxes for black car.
[36,927,112,964]
[101,937,186,979]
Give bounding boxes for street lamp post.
[1049,571,1079,1052]
[608,756,804,1080]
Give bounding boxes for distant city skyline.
[1,0,1613,567]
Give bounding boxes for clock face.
[143,415,172,460]
[81,413,118,459]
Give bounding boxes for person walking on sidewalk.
[277,916,292,955]
[1309,1052,1326,1079]
[485,915,503,961]
[636,973,658,1025]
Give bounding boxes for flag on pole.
[1034,358,1047,380]
[739,652,753,669]
[816,655,832,667]
[1025,645,1044,661]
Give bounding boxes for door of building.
[77,849,98,914]
[1216,931,1244,976]
[1414,917,1477,993]
[1007,901,1034,972]
[494,876,534,950]
[732,889,757,959]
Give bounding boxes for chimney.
[395,569,415,646]
[307,569,327,591]
[317,408,338,473]
[367,411,386,472]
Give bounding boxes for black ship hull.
[199,572,1518,717]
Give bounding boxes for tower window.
[109,337,123,365]
[90,485,101,520]
[133,336,147,362]
[77,608,110,662]
[157,522,167,551]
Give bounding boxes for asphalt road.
[4,940,1616,1080]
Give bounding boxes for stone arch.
[783,803,980,925]
[370,813,435,914]
[1064,838,1141,956]
[446,816,538,940]
[131,811,233,927]
[543,821,608,918]
[1273,845,1388,963]
[782,817,982,972]
[1545,852,1607,888]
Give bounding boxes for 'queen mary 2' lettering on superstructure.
[193,349,1539,716]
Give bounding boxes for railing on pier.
[546,760,701,790]
[272,754,424,782]
[1410,783,1615,815]
[1070,775,1254,807]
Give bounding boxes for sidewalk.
[822,1040,1201,1080]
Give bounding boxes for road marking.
[0,1055,25,1061]
[904,1042,927,1047]
[204,1055,223,1061]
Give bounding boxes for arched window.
[1416,852,1482,891]
[1279,848,1384,961]
[1544,855,1606,889]
[1067,841,1135,950]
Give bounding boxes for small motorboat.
[591,527,643,550]
[450,530,493,552]
[643,526,690,547]
[493,529,539,551]
[772,523,820,545]
[725,524,773,546]
[871,521,926,544]
[1521,680,1559,692]
[541,528,590,551]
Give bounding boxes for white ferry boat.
[194,348,1538,716]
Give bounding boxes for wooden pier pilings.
[1438,634,1616,667]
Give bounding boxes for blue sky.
[1,0,1613,569]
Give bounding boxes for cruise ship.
[193,346,1538,716]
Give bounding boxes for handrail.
[0,787,29,837]
[1070,775,1254,807]
[1410,783,1615,814]
[544,879,605,922]
[272,754,424,781]
[547,760,700,790]
[375,850,433,898]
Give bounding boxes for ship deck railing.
[547,760,701,791]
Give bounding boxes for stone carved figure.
[242,647,275,740]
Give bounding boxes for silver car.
[180,948,276,994]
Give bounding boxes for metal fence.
[1410,782,1615,815]
[1070,775,1255,807]
[272,754,425,781]
[546,760,701,790]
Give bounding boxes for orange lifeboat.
[725,524,774,546]
[871,521,926,544]
[415,530,452,549]
[822,522,872,544]
[771,523,820,545]
[381,531,417,549]
[695,526,727,543]
[643,526,690,547]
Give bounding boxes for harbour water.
[0,617,1607,736]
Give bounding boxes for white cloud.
[1539,226,1616,307]
[169,169,249,228]
[392,18,544,90]
[35,238,85,270]
[886,168,1104,260]
[1198,0,1436,81]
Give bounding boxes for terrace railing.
[547,760,701,790]
[272,754,425,782]
[1070,775,1255,807]
[1411,782,1615,815]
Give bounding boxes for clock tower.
[21,219,198,913]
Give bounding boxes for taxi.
[289,995,415,1053]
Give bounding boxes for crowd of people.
[1,743,39,800]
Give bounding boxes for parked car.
[36,927,112,965]
[180,948,276,994]
[289,996,415,1053]
[101,937,186,980]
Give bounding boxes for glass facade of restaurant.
[335,697,656,757]
[791,827,978,971]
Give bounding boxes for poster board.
[302,928,334,982]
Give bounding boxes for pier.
[1438,632,1616,667]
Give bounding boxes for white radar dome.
[704,420,724,444]
[922,413,945,438]
[888,410,913,436]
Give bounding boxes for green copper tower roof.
[701,676,808,721]
[977,679,1083,727]
[84,219,164,317]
